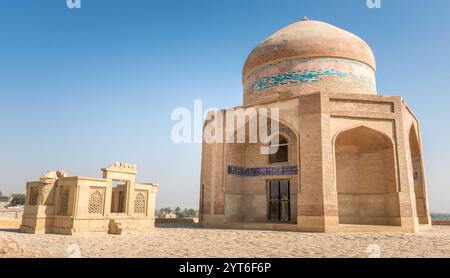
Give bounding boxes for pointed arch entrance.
[334,126,401,226]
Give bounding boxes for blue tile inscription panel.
[227,165,298,177]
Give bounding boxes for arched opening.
[335,126,400,226]
[29,187,39,205]
[110,181,127,213]
[225,118,299,223]
[269,135,289,164]
[58,190,69,215]
[409,126,429,224]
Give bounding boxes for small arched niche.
[268,135,289,164]
[409,126,429,224]
[334,126,401,226]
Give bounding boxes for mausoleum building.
[199,18,430,232]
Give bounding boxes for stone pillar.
[395,100,420,232]
[297,93,327,232]
[126,181,135,216]
[415,122,432,226]
[319,93,340,232]
[200,138,226,226]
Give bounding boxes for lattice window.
[134,192,146,215]
[88,189,103,215]
[59,190,70,215]
[29,187,39,205]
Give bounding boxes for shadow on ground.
[0,228,20,233]
[155,223,201,229]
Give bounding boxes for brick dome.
[242,18,377,105]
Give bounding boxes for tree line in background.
[9,194,25,206]
[0,190,26,206]
[157,207,199,218]
[2,191,201,212]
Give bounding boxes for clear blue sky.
[1,0,449,212]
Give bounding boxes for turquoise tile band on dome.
[250,68,346,92]
[244,57,377,94]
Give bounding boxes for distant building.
[0,196,12,203]
[161,212,177,219]
[0,196,12,209]
[20,162,159,235]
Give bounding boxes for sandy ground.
[1,224,450,258]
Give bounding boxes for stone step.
[108,219,133,235]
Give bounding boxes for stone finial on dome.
[302,16,310,21]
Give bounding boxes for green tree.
[158,207,172,215]
[9,194,26,206]
[166,207,173,213]
[188,209,196,217]
[174,206,181,216]
[182,208,189,218]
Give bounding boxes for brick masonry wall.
[201,91,429,232]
